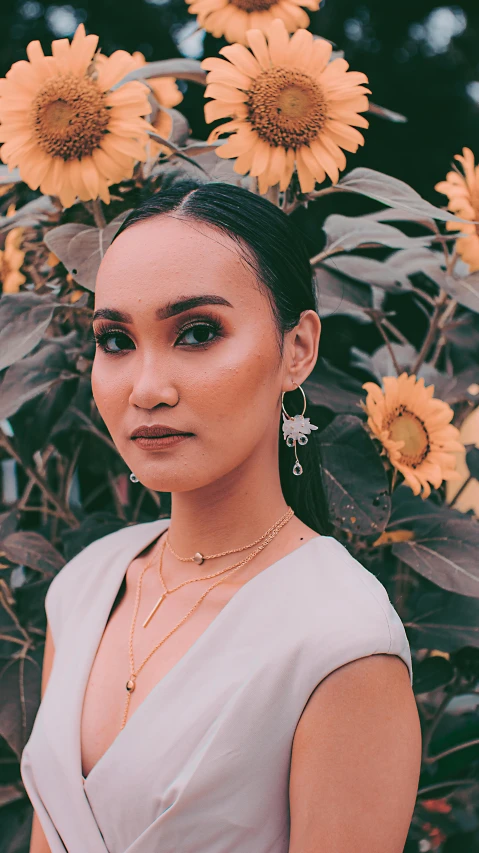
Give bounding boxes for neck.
[167,438,291,556]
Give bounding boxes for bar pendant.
[142,592,167,628]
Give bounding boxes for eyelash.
[90,314,224,355]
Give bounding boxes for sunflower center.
[246,66,327,148]
[230,0,276,9]
[387,407,430,468]
[31,73,110,160]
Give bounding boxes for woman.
[21,179,421,853]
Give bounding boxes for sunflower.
[435,147,479,273]
[131,52,183,156]
[201,19,370,194]
[186,0,321,45]
[362,373,464,499]
[0,227,26,293]
[0,24,152,208]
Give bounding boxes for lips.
[131,425,192,439]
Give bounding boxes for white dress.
[21,518,413,853]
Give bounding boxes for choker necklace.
[165,511,293,565]
[142,506,294,628]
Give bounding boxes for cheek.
[192,336,280,432]
[91,357,129,424]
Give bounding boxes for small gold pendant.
[193,552,204,565]
[126,678,136,693]
[142,592,167,628]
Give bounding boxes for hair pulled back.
[113,178,329,534]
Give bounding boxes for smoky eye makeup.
[91,310,226,355]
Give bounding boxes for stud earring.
[130,472,139,483]
[281,382,318,476]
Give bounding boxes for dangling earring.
[130,472,139,483]
[281,382,318,476]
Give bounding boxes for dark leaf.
[406,590,479,652]
[0,643,42,757]
[0,342,68,420]
[60,512,127,561]
[389,488,464,529]
[413,656,455,694]
[3,532,65,574]
[466,445,479,480]
[304,358,365,414]
[393,518,479,597]
[334,168,467,223]
[314,265,373,322]
[0,293,57,371]
[43,211,130,292]
[318,415,391,535]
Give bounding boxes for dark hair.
[113,178,329,534]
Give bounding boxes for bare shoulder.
[289,653,421,853]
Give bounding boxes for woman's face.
[92,215,312,493]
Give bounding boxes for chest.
[79,573,242,779]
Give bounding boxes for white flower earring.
[281,382,318,476]
[130,472,139,483]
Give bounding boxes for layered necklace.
[120,506,295,730]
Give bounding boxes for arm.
[288,653,421,853]
[28,622,55,853]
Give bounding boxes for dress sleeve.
[306,537,414,690]
[344,541,413,687]
[44,542,96,649]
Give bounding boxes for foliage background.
[1,2,479,852]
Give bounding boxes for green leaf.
[334,168,467,224]
[323,247,444,292]
[44,211,130,292]
[114,58,206,88]
[393,518,479,598]
[0,293,57,372]
[320,214,433,258]
[0,166,21,184]
[318,415,391,535]
[0,195,58,233]
[0,343,68,420]
[443,273,479,314]
[3,531,65,574]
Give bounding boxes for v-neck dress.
[20,518,413,853]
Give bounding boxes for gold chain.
[142,506,294,628]
[165,509,295,564]
[120,507,295,730]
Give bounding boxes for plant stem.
[448,475,472,508]
[91,198,106,229]
[424,737,479,765]
[422,680,465,763]
[412,292,449,375]
[370,312,401,375]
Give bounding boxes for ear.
[283,310,321,392]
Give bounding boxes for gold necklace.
[120,507,295,731]
[165,510,295,565]
[142,507,294,628]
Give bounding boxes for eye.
[175,319,221,347]
[92,327,134,354]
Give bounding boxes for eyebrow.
[92,295,234,324]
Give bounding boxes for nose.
[128,359,179,410]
